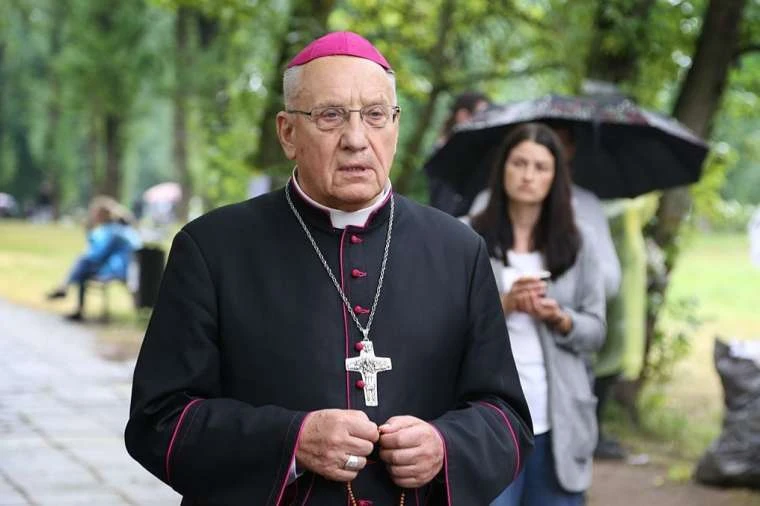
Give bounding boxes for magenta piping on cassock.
[430,424,452,505]
[275,413,314,505]
[354,189,393,230]
[300,473,316,505]
[288,178,332,220]
[165,398,204,484]
[478,401,522,480]
[339,229,352,410]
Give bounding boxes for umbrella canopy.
[425,94,709,205]
[0,192,17,209]
[143,182,182,204]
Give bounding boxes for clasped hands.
[295,409,444,488]
[501,276,571,333]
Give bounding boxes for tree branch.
[446,62,566,89]
[501,0,551,31]
[735,43,760,60]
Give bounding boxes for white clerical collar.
[290,169,392,229]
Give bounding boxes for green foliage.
[645,294,702,385]
[634,0,706,108]
[0,0,757,212]
[690,143,736,224]
[715,54,760,205]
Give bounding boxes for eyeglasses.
[286,105,401,131]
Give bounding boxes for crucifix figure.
[345,340,392,407]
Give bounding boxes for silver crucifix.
[345,340,392,407]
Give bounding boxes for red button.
[357,500,373,506]
[351,268,367,278]
[354,305,370,314]
[354,341,364,351]
[355,379,365,389]
[350,234,363,244]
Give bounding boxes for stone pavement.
[0,299,180,505]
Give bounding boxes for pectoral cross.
[345,340,392,407]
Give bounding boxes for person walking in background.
[469,123,606,506]
[46,196,142,321]
[426,91,491,216]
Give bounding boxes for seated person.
[47,196,142,320]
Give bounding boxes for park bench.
[87,246,165,321]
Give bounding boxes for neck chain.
[284,185,394,342]
[286,185,402,506]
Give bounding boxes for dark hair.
[441,91,490,137]
[471,122,581,278]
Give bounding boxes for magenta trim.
[165,398,203,483]
[355,190,393,230]
[430,425,452,506]
[339,229,351,409]
[288,178,332,219]
[415,488,420,505]
[274,413,313,505]
[300,473,316,505]
[478,401,521,479]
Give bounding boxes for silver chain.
[285,185,394,341]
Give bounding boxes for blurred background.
[0,0,759,505]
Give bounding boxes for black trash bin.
[130,246,166,309]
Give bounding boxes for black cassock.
[125,183,532,505]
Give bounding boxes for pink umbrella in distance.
[143,182,182,204]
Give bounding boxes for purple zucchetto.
[287,31,391,71]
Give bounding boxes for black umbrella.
[425,94,709,206]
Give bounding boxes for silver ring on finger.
[343,454,362,471]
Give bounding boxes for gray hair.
[282,64,396,109]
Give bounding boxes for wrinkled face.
[503,140,556,206]
[276,56,399,211]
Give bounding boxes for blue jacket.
[84,222,142,281]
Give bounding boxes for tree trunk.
[580,0,656,425]
[640,0,748,384]
[0,42,5,182]
[393,0,456,195]
[651,0,747,254]
[253,0,337,176]
[42,0,67,219]
[102,114,122,198]
[87,112,100,200]
[7,8,42,206]
[585,0,657,85]
[173,6,191,221]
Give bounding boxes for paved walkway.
[0,299,180,505]
[2,299,757,506]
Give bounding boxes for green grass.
[661,232,760,453]
[2,220,759,471]
[606,231,760,466]
[0,219,155,355]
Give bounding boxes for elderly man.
[125,31,532,505]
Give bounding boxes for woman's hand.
[501,276,546,314]
[530,296,573,334]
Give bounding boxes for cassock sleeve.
[429,237,534,504]
[125,230,306,504]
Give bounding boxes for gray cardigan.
[490,227,606,492]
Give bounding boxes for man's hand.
[295,409,379,482]
[378,416,444,489]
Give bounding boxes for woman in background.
[47,196,142,321]
[470,123,606,506]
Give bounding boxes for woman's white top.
[501,251,550,435]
